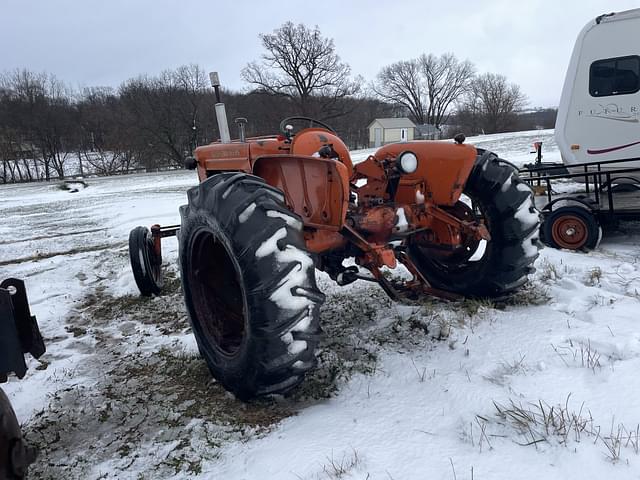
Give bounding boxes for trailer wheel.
[408,150,541,297]
[129,226,163,296]
[542,206,601,251]
[178,173,325,400]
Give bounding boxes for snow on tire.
[178,172,325,400]
[409,149,541,297]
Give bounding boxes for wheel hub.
[552,215,587,249]
[188,230,246,357]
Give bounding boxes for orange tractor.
[129,73,540,400]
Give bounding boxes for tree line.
[0,22,551,184]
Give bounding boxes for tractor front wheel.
[178,173,325,400]
[409,150,541,297]
[129,226,163,296]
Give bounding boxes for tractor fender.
[290,128,354,176]
[252,155,350,230]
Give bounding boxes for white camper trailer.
[521,9,640,252]
[555,9,640,170]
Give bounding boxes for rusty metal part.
[151,224,163,266]
[304,229,348,254]
[551,214,588,249]
[351,206,396,238]
[362,252,461,302]
[339,223,459,301]
[341,224,397,269]
[396,251,461,301]
[149,224,180,270]
[375,141,477,206]
[253,155,349,230]
[290,128,353,176]
[351,155,389,204]
[149,224,180,260]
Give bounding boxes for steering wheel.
[279,116,336,135]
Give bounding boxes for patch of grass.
[501,282,551,307]
[24,265,293,479]
[321,449,361,479]
[77,269,188,337]
[458,297,496,317]
[551,339,602,372]
[584,266,603,286]
[294,287,384,399]
[25,345,293,479]
[0,243,117,267]
[483,354,528,386]
[478,396,640,462]
[538,258,562,282]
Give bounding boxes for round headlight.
[398,151,418,174]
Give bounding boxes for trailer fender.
[540,195,598,213]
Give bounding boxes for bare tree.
[242,22,360,119]
[374,53,474,128]
[420,53,475,128]
[462,73,528,133]
[0,69,77,180]
[119,64,211,167]
[373,59,426,124]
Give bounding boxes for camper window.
[589,55,640,97]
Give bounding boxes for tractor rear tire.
[1,388,37,479]
[129,226,163,296]
[178,173,325,400]
[409,150,541,297]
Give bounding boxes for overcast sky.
[1,0,638,107]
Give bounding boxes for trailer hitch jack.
[0,279,45,382]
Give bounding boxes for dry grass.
[483,354,528,386]
[479,396,640,462]
[584,266,603,286]
[538,258,562,282]
[24,264,294,479]
[321,449,362,479]
[551,339,602,372]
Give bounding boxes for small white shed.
[368,118,416,147]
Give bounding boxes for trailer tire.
[178,173,325,401]
[408,150,541,297]
[542,206,601,251]
[129,226,163,296]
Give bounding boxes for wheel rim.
[414,194,491,274]
[188,229,246,357]
[144,235,162,285]
[442,199,484,263]
[551,215,588,249]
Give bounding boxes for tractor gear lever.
[235,117,248,143]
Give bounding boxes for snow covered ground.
[2,130,640,479]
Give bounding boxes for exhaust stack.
[209,72,231,144]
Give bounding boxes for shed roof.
[368,117,416,129]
